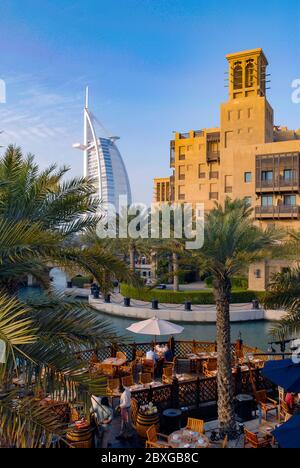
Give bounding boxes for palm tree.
[0,291,122,448]
[263,267,300,340]
[0,145,135,447]
[196,198,280,437]
[262,229,300,340]
[0,145,99,235]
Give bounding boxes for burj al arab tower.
[73,88,132,209]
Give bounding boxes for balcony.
[207,151,220,163]
[256,176,300,193]
[207,132,220,163]
[170,140,175,168]
[255,205,300,219]
[256,152,300,193]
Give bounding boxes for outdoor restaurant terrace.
[66,328,297,449]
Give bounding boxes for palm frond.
[0,392,66,448]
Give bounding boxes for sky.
[0,0,299,204]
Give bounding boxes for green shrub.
[71,276,93,288]
[120,284,264,305]
[205,276,249,290]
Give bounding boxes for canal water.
[21,268,274,351]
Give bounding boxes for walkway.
[88,292,286,323]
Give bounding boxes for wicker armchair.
[142,359,155,378]
[186,418,205,434]
[131,398,139,430]
[244,428,272,448]
[139,372,152,385]
[255,390,278,421]
[203,358,218,377]
[116,351,127,361]
[106,378,120,396]
[162,366,173,385]
[101,363,115,378]
[135,350,145,363]
[122,375,134,388]
[120,360,135,377]
[145,425,170,449]
[279,400,292,422]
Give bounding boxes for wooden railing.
[129,369,273,411]
[75,339,274,412]
[75,339,250,363]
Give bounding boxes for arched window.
[246,60,254,88]
[233,62,243,90]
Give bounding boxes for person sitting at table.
[146,345,158,364]
[164,344,174,363]
[285,392,296,412]
[90,396,113,448]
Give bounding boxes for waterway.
[20,268,274,351]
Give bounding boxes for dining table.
[101,356,127,377]
[186,352,218,373]
[102,356,127,368]
[168,428,210,449]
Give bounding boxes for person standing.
[117,385,132,440]
[91,396,113,448]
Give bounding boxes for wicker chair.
[120,360,135,377]
[244,428,272,448]
[145,425,170,449]
[135,350,145,363]
[186,418,205,434]
[139,372,152,385]
[116,351,127,361]
[254,390,278,421]
[279,400,292,422]
[162,366,173,385]
[142,359,155,378]
[131,398,139,430]
[210,435,229,449]
[122,375,134,388]
[106,378,120,396]
[101,363,115,378]
[203,359,218,377]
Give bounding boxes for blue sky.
[0,0,299,203]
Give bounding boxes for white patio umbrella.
[126,316,184,336]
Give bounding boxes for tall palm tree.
[196,198,280,437]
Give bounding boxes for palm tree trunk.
[168,254,173,284]
[214,276,236,438]
[173,252,179,292]
[129,245,135,272]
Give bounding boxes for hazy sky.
[0,0,299,203]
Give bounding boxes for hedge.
[120,284,265,305]
[71,276,93,288]
[205,276,249,290]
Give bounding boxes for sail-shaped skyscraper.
[73,88,132,209]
